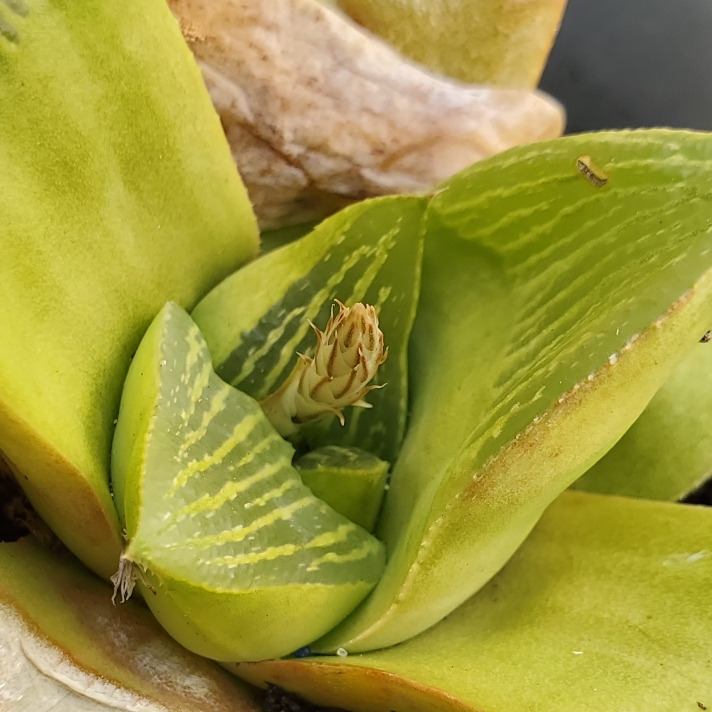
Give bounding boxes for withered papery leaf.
[0,538,260,712]
[169,0,564,228]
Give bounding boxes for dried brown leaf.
[169,0,564,228]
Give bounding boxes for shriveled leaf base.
[0,538,260,712]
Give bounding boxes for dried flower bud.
[260,301,387,437]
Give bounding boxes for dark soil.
[0,456,32,541]
[0,456,59,545]
[681,477,712,506]
[263,685,345,712]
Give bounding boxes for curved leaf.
[111,303,384,662]
[337,0,568,88]
[194,197,426,461]
[236,492,712,712]
[317,130,712,652]
[0,537,260,712]
[0,0,257,579]
[295,446,389,532]
[575,339,712,500]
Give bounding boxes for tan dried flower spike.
[260,301,387,437]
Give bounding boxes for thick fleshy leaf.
[337,0,568,88]
[0,537,260,712]
[168,0,563,229]
[193,197,426,462]
[295,446,389,532]
[236,491,712,712]
[317,130,712,652]
[111,303,384,662]
[574,339,712,500]
[0,0,257,579]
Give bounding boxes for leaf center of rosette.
[110,302,385,661]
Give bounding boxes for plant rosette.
[107,128,712,672]
[2,0,712,709]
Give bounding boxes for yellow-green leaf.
[317,130,712,652]
[194,197,426,462]
[236,492,712,712]
[337,0,568,88]
[0,537,260,712]
[575,340,712,500]
[0,0,257,579]
[111,303,384,662]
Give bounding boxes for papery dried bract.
[261,302,387,436]
[168,0,564,228]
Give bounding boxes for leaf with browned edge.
[235,492,712,712]
[575,340,712,501]
[315,130,712,653]
[0,538,260,712]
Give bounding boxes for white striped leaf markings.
[110,302,385,661]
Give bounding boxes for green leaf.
[0,0,257,579]
[337,0,568,88]
[317,130,712,653]
[111,303,384,662]
[193,196,426,461]
[236,492,712,712]
[295,446,389,532]
[0,537,260,712]
[574,340,712,500]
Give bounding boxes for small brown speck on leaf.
[576,155,608,188]
[700,330,711,343]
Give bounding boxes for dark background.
[539,0,712,133]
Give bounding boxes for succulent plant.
[1,0,711,711]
